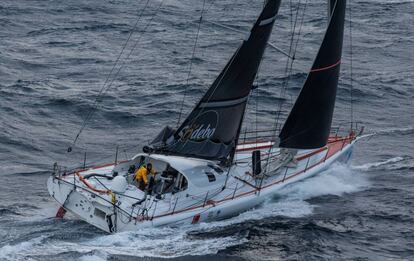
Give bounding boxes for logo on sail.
[180,110,218,142]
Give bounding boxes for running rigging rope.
[274,0,307,131]
[68,0,164,152]
[263,0,308,175]
[177,0,207,127]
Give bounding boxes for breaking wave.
[372,126,414,136]
[0,236,47,261]
[199,163,368,230]
[0,225,246,260]
[352,156,414,171]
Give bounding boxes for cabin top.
[132,153,228,190]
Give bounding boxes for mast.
[150,0,282,162]
[278,0,347,149]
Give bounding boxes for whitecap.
[352,156,414,171]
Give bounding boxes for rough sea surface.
[0,0,413,260]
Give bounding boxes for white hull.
[48,136,355,233]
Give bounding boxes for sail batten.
[279,0,347,149]
[151,0,282,161]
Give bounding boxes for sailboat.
[48,0,364,233]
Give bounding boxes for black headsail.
[278,0,347,149]
[150,0,281,162]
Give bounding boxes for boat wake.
[0,163,368,260]
[195,163,369,231]
[0,223,246,260]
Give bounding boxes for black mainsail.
[151,0,281,161]
[279,0,347,149]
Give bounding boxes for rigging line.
[170,0,271,156]
[177,0,207,127]
[251,58,264,143]
[164,2,269,154]
[69,0,151,149]
[76,0,165,149]
[204,20,293,59]
[205,0,217,13]
[289,0,294,43]
[284,0,308,84]
[101,0,151,93]
[278,0,307,131]
[180,0,270,161]
[161,5,294,58]
[277,0,307,111]
[264,0,305,174]
[104,0,165,98]
[348,0,354,129]
[163,46,242,150]
[175,0,281,133]
[181,0,290,135]
[274,0,303,132]
[267,42,294,59]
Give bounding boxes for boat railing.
[330,121,364,137]
[147,184,239,219]
[175,187,224,211]
[239,127,280,145]
[238,122,364,147]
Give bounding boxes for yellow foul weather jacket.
[134,166,156,185]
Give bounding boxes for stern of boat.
[48,174,115,232]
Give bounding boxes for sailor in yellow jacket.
[134,163,156,191]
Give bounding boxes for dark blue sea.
[0,0,413,260]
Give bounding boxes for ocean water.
[0,0,413,260]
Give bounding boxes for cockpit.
[123,155,189,197]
